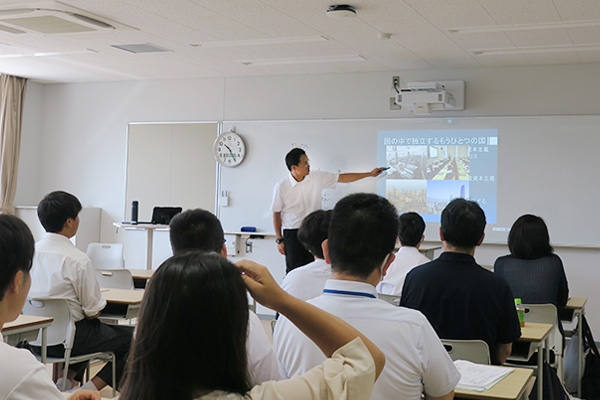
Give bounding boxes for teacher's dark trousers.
[283,229,313,273]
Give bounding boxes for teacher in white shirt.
[271,147,385,273]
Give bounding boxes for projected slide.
[377,129,497,223]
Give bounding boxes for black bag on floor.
[582,316,600,400]
[530,362,569,400]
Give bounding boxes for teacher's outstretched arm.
[338,167,387,183]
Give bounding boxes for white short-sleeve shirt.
[29,233,106,322]
[247,311,281,384]
[281,258,331,301]
[274,280,460,400]
[270,171,338,230]
[377,246,430,296]
[0,334,66,400]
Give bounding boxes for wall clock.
[213,130,246,167]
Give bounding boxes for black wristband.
[275,238,284,244]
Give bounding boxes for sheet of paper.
[454,360,514,391]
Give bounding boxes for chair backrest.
[441,339,491,365]
[248,298,257,313]
[523,303,562,354]
[22,298,75,349]
[87,242,124,269]
[95,268,135,290]
[378,293,401,306]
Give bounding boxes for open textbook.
[454,360,514,392]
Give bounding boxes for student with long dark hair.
[494,214,569,307]
[119,252,384,400]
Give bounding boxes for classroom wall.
[14,63,600,331]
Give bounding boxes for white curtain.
[0,74,27,214]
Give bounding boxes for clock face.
[213,132,246,167]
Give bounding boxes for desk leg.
[146,228,154,270]
[577,309,584,397]
[41,327,47,364]
[537,341,544,400]
[424,249,435,260]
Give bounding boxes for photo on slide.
[426,181,470,215]
[427,145,470,180]
[386,144,470,181]
[386,145,428,179]
[386,180,427,214]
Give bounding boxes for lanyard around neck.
[322,289,376,299]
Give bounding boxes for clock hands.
[224,144,236,162]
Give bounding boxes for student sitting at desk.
[119,252,385,400]
[28,191,132,392]
[169,208,280,384]
[493,214,569,308]
[280,210,332,301]
[274,193,459,400]
[401,198,522,365]
[0,214,100,400]
[377,212,430,296]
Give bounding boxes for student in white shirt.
[29,191,133,392]
[119,252,385,400]
[377,212,430,296]
[0,214,100,400]
[274,194,459,400]
[281,210,332,301]
[169,208,280,384]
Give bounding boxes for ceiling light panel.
[111,43,172,54]
[238,54,366,66]
[0,24,25,33]
[471,43,600,55]
[448,19,600,34]
[192,35,328,48]
[565,26,600,43]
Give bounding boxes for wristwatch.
[275,238,284,244]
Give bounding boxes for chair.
[22,298,117,397]
[271,319,277,334]
[441,339,491,364]
[508,303,563,378]
[87,243,124,269]
[95,268,135,290]
[378,293,401,306]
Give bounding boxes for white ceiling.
[0,0,599,83]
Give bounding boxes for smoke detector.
[326,5,357,19]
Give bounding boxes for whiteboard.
[219,117,599,247]
[126,122,218,221]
